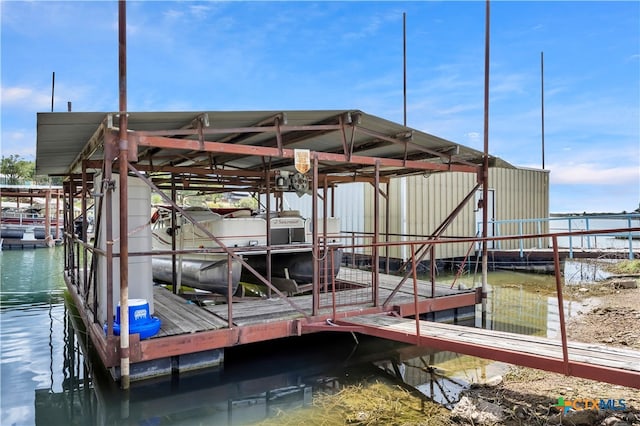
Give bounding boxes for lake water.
[0,247,594,425]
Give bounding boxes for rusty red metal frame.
[310,233,640,389]
[133,134,478,174]
[328,315,640,389]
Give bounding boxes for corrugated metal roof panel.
[36,109,513,176]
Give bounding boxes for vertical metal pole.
[266,166,272,298]
[82,163,89,296]
[55,188,61,239]
[411,244,420,342]
[403,12,407,127]
[323,176,329,293]
[400,10,409,275]
[312,155,319,315]
[331,246,337,319]
[64,182,70,269]
[553,236,570,375]
[373,161,380,306]
[568,218,573,258]
[118,0,130,390]
[330,185,335,217]
[430,245,436,296]
[385,182,390,274]
[69,178,76,280]
[171,174,177,294]
[105,142,114,340]
[627,215,634,260]
[541,51,545,170]
[51,72,55,112]
[481,0,491,328]
[44,189,52,245]
[227,253,234,328]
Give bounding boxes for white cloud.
[548,162,640,185]
[1,86,51,110]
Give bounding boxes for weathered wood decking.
[150,266,476,333]
[333,313,640,389]
[153,287,228,336]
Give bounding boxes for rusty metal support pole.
[331,246,337,320]
[117,0,130,390]
[385,182,390,275]
[265,166,272,298]
[330,184,335,217]
[69,178,76,280]
[373,161,380,306]
[171,174,177,294]
[552,235,570,375]
[55,190,61,240]
[430,245,436,297]
[63,182,70,269]
[323,176,329,293]
[481,0,491,328]
[411,244,420,342]
[82,164,89,296]
[105,149,114,341]
[312,154,319,315]
[351,231,356,269]
[227,253,234,328]
[44,189,52,245]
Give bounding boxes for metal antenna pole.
[481,0,491,327]
[51,72,55,112]
[541,51,545,170]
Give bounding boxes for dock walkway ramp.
[333,314,640,389]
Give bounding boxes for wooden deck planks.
[337,267,470,299]
[340,314,640,373]
[204,296,309,326]
[204,286,428,326]
[152,268,475,333]
[152,286,228,337]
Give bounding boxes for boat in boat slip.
[1,205,63,242]
[151,206,342,295]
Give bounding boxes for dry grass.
[253,381,450,426]
[604,259,640,275]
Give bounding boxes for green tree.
[237,196,258,210]
[1,155,35,184]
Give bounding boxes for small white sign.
[294,149,310,174]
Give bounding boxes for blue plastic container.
[104,298,161,340]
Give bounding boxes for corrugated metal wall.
[363,167,549,260]
[490,167,550,247]
[276,167,548,261]
[281,182,366,234]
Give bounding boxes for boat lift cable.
[326,318,359,345]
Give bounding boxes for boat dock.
[32,105,639,390]
[67,265,480,378]
[1,184,64,249]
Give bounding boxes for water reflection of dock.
[36,297,473,425]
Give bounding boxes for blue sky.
[1,1,639,213]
